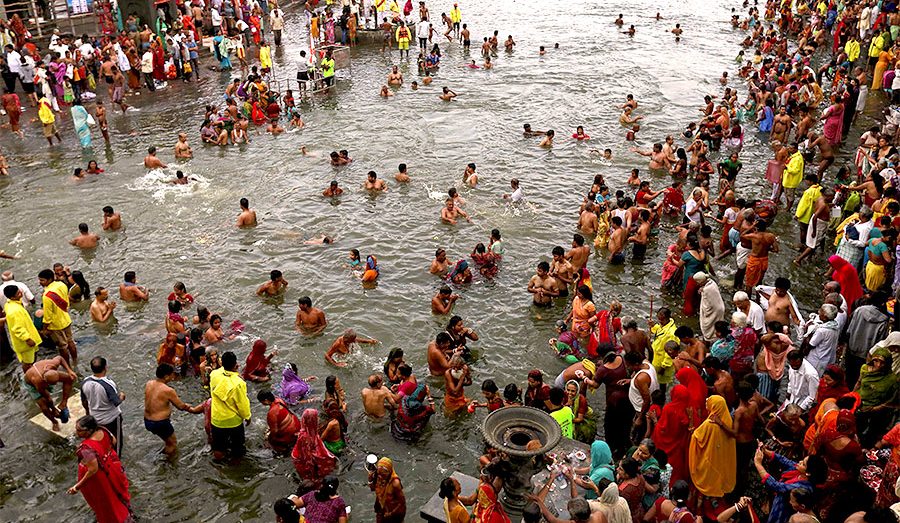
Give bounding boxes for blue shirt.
[762,453,814,523]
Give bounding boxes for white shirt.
[746,301,766,333]
[270,9,285,30]
[806,323,839,376]
[628,363,659,411]
[141,51,153,73]
[786,359,819,411]
[0,280,35,307]
[509,187,524,203]
[79,43,95,59]
[685,197,702,223]
[6,50,21,74]
[211,8,222,25]
[416,20,430,39]
[236,19,249,32]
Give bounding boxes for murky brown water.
[0,0,882,520]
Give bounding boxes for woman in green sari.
[856,348,899,445]
[565,380,597,444]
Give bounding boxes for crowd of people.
[9,0,900,521]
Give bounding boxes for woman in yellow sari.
[439,477,471,523]
[566,285,597,346]
[688,395,736,498]
[874,49,895,90]
[370,457,406,522]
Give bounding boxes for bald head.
[1,271,12,282]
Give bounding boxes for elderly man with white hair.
[800,303,840,376]
[695,272,725,341]
[733,290,765,335]
[0,270,35,308]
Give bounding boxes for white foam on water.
[128,168,211,202]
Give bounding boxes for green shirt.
[550,406,574,438]
[322,57,335,78]
[720,159,742,179]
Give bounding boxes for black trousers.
[101,414,124,456]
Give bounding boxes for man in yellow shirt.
[844,35,860,63]
[38,268,77,364]
[794,174,821,249]
[868,31,885,69]
[210,351,251,462]
[450,3,461,39]
[3,285,41,371]
[395,20,411,59]
[648,307,677,388]
[781,143,805,210]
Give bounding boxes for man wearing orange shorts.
[740,221,779,290]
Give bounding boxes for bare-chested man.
[427,332,455,376]
[89,287,116,322]
[759,277,800,327]
[69,223,100,249]
[111,66,128,113]
[144,363,204,457]
[430,248,452,275]
[119,271,149,302]
[364,171,388,192]
[528,261,559,306]
[143,146,167,169]
[441,199,470,225]
[257,269,288,297]
[807,131,834,179]
[620,319,651,358]
[325,328,378,367]
[174,133,193,159]
[432,285,460,314]
[361,374,397,417]
[732,380,760,491]
[740,220,779,289]
[794,106,814,142]
[566,234,591,272]
[607,216,627,264]
[578,203,599,235]
[387,65,403,86]
[549,246,575,298]
[295,296,327,335]
[24,355,77,431]
[237,197,257,227]
[633,143,670,170]
[770,107,793,144]
[95,101,110,142]
[629,209,652,259]
[101,206,121,231]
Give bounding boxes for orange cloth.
[744,255,769,289]
[688,395,736,497]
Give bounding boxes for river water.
[0,0,881,520]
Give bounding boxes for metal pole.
[29,0,42,36]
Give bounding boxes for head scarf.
[366,255,379,274]
[653,384,692,454]
[829,254,864,311]
[374,457,401,509]
[676,367,707,418]
[589,440,615,486]
[576,267,593,292]
[446,260,469,281]
[242,339,268,379]
[859,348,899,407]
[817,365,849,405]
[279,364,310,405]
[819,409,858,449]
[597,482,632,523]
[804,398,838,452]
[291,408,336,482]
[688,395,736,497]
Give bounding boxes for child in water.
[347,249,362,270]
[572,126,590,140]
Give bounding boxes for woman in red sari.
[465,463,510,523]
[652,384,692,483]
[675,367,707,422]
[291,408,336,487]
[151,40,166,82]
[828,255,863,312]
[67,415,132,523]
[243,339,275,382]
[814,409,863,486]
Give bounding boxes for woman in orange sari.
[803,398,838,453]
[566,285,597,346]
[444,354,471,414]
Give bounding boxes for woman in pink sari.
[68,415,133,523]
[291,408,337,488]
[822,96,844,146]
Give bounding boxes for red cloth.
[291,409,336,483]
[676,367,707,421]
[816,365,850,405]
[829,255,863,312]
[652,384,692,483]
[45,290,69,312]
[77,430,131,523]
[242,340,269,380]
[152,45,165,81]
